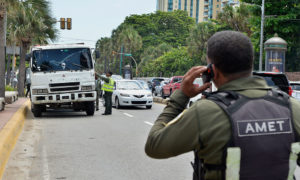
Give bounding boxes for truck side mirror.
[25,53,31,62]
[95,50,100,59]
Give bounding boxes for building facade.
[157,0,239,23]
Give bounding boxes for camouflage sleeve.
[145,90,200,159]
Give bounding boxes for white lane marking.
[144,121,154,126]
[123,113,134,118]
[42,145,50,180]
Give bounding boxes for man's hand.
[181,66,211,98]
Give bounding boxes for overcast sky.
[50,0,157,48]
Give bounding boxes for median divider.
[0,100,30,179]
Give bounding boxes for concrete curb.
[0,100,30,179]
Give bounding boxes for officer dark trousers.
[104,91,112,114]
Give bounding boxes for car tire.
[115,97,121,109]
[170,89,173,96]
[146,105,152,109]
[32,104,42,117]
[162,91,166,99]
[85,101,95,116]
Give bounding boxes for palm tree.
[187,22,216,64]
[216,3,252,37]
[0,0,19,97]
[9,0,57,96]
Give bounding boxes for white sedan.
[112,80,153,109]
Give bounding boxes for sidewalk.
[0,98,30,179]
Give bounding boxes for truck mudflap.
[31,91,96,104]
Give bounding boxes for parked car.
[148,78,165,93]
[161,76,183,98]
[187,78,217,108]
[290,81,300,101]
[253,72,292,96]
[112,80,153,109]
[137,80,151,92]
[154,80,168,96]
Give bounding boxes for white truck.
[27,44,97,117]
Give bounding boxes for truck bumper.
[31,91,96,104]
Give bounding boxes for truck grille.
[49,82,80,92]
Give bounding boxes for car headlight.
[120,93,130,97]
[81,86,93,91]
[147,93,152,97]
[32,89,48,95]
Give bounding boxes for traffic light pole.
[259,0,265,72]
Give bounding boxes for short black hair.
[107,71,113,75]
[207,31,253,75]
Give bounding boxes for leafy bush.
[5,85,17,91]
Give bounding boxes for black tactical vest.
[192,89,297,180]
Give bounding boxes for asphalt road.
[3,102,193,180]
[4,99,300,180]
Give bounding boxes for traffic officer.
[98,71,114,115]
[95,76,102,111]
[145,31,300,180]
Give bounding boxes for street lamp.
[112,51,138,77]
[124,53,138,77]
[259,0,265,72]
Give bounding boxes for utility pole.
[119,46,123,76]
[259,0,265,72]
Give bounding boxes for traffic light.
[67,18,72,30]
[60,18,65,29]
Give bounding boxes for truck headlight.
[81,86,93,91]
[32,89,48,95]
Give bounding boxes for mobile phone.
[202,64,214,83]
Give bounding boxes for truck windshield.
[31,48,93,72]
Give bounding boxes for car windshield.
[138,81,149,90]
[117,81,143,90]
[291,84,300,91]
[112,75,123,80]
[32,48,93,72]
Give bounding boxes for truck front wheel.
[85,101,95,116]
[32,104,42,117]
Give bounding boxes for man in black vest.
[145,31,300,180]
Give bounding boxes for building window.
[184,0,187,11]
[217,4,219,8]
[190,0,194,17]
[196,0,200,22]
[209,0,213,19]
[168,0,173,11]
[178,0,181,10]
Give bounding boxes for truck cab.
[29,44,96,117]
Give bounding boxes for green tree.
[241,0,300,71]
[9,0,57,96]
[216,3,252,36]
[187,22,217,65]
[139,42,172,72]
[143,47,193,77]
[0,0,19,97]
